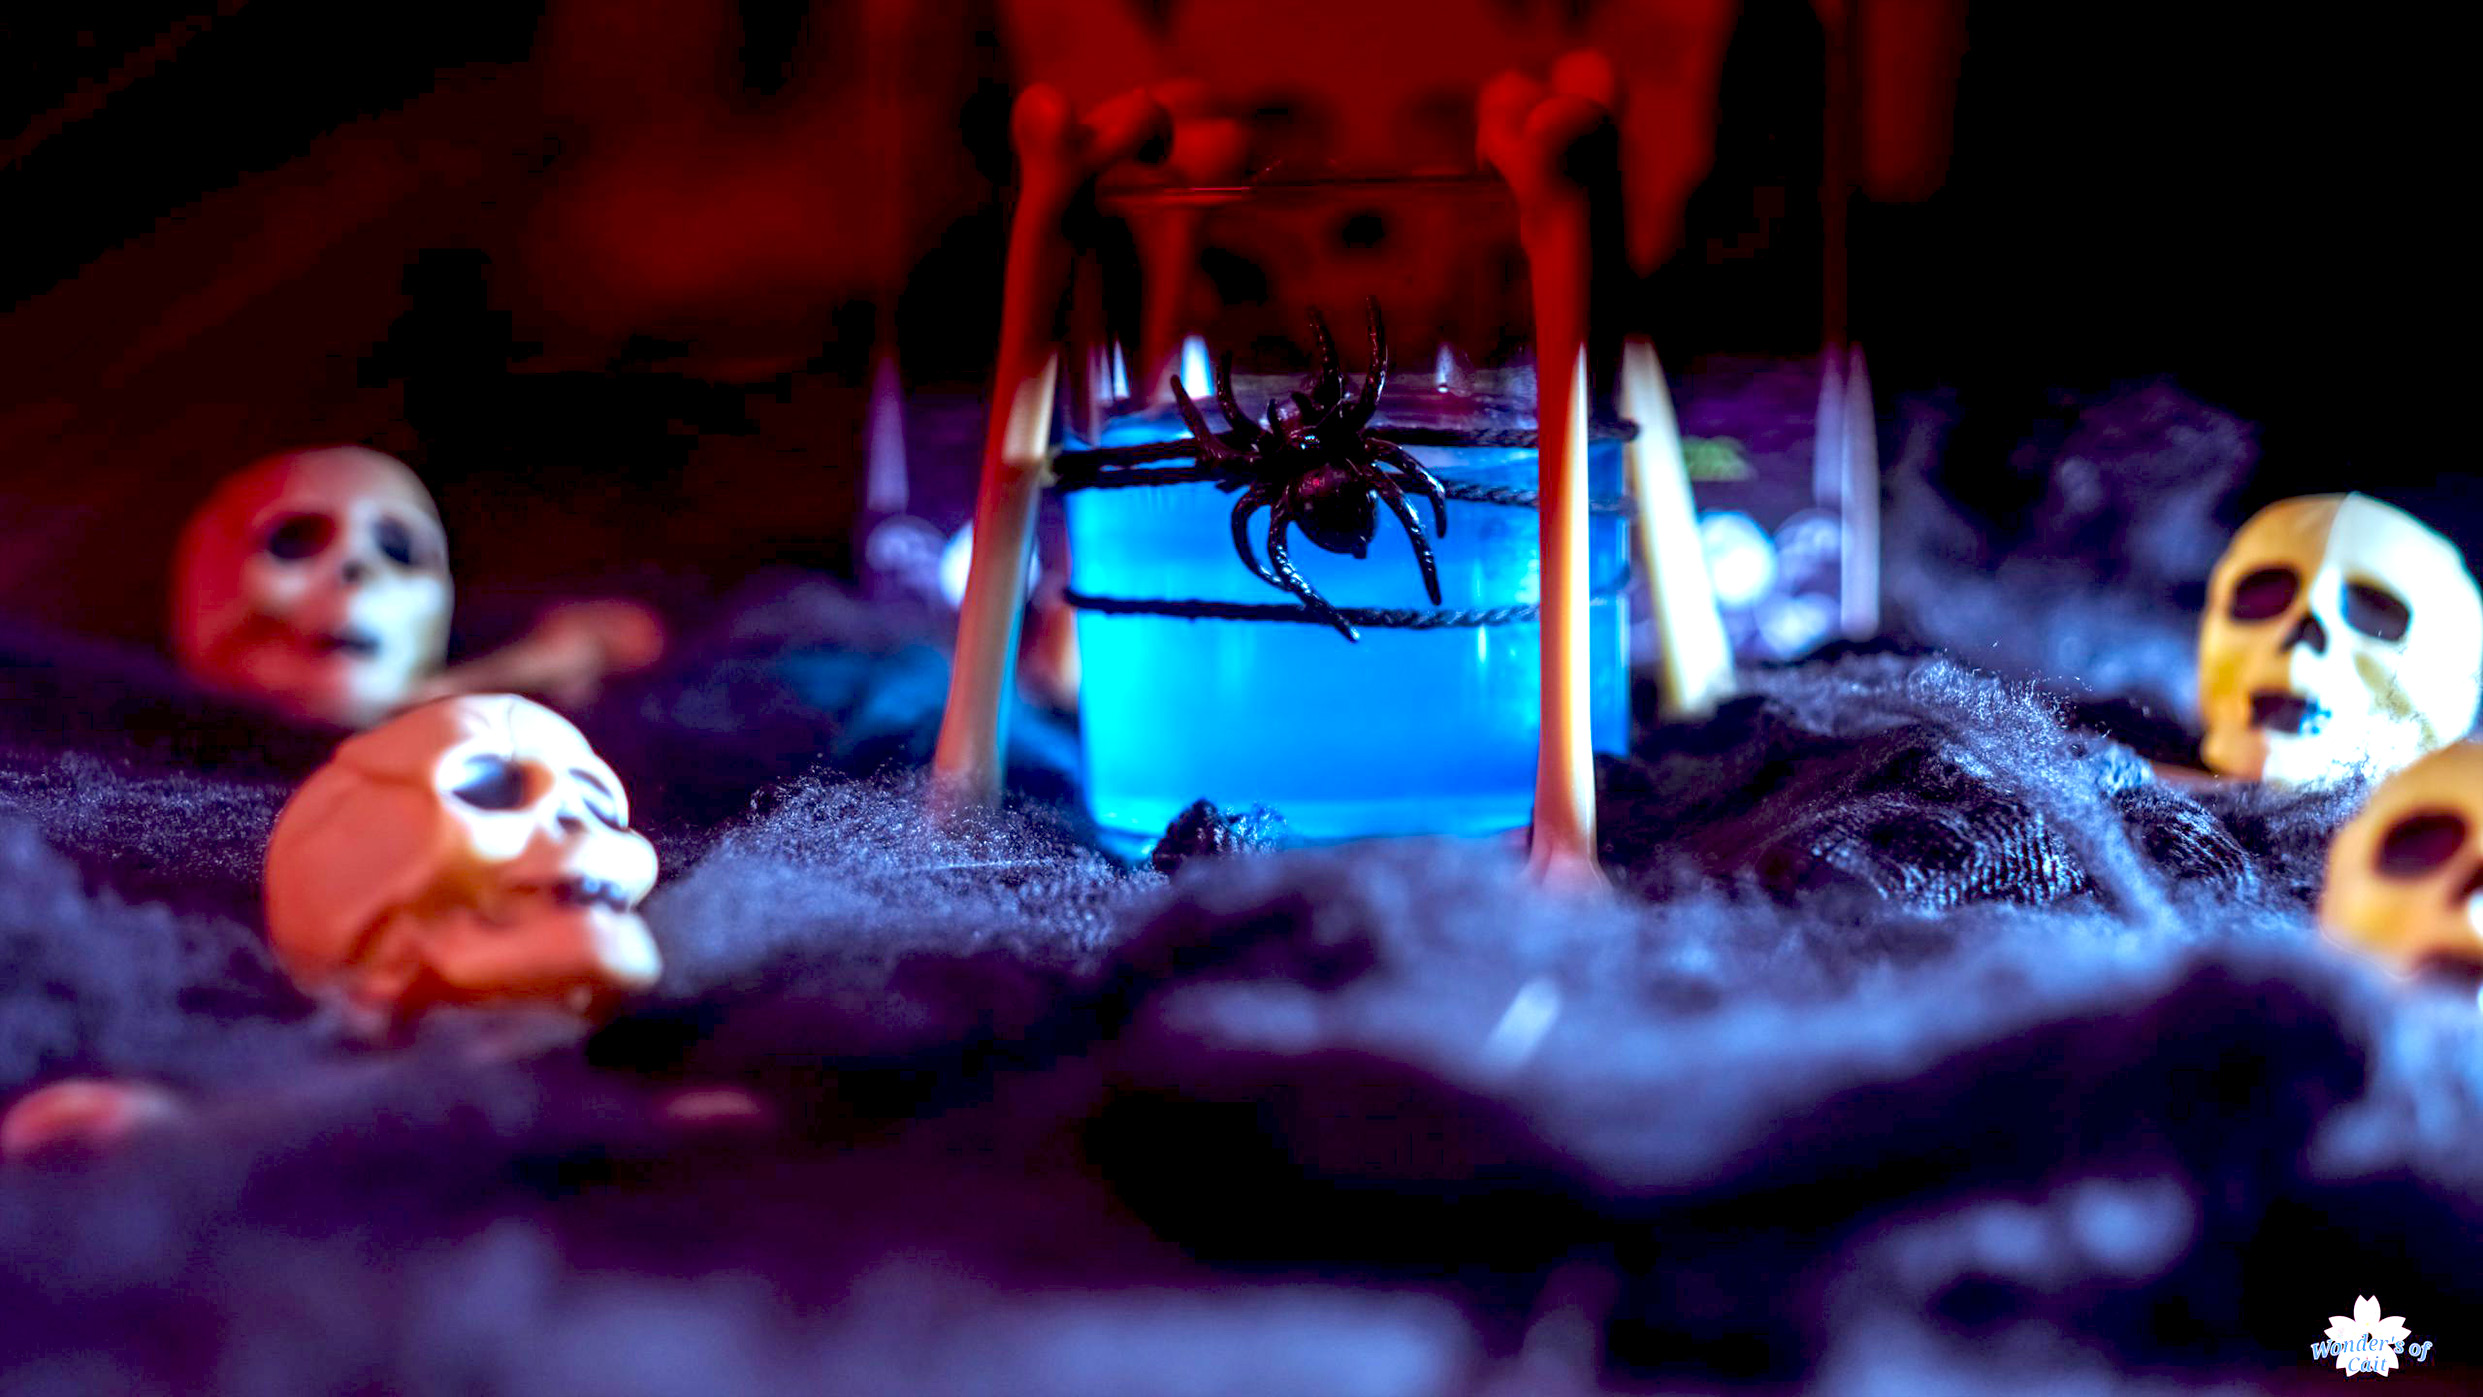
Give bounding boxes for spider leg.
[1172,378,1248,462]
[1305,306,1343,411]
[1267,510,1359,641]
[1227,483,1284,592]
[1348,297,1387,430]
[1346,457,1443,605]
[1373,441,1448,539]
[1214,351,1260,449]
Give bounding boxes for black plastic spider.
[1170,298,1447,640]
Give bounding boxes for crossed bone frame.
[930,57,1741,890]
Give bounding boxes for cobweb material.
[4,382,2472,1392]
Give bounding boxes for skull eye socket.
[449,755,532,811]
[373,516,423,569]
[2227,566,2299,621]
[570,769,627,830]
[2376,809,2468,877]
[262,513,336,562]
[2342,581,2412,642]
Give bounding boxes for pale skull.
[2199,494,2482,788]
[174,446,451,728]
[264,694,661,1035]
[2320,742,2483,978]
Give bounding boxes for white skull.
[173,446,452,728]
[264,694,661,1035]
[2198,494,2482,787]
[2320,742,2483,977]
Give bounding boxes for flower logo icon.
[2324,1296,2411,1375]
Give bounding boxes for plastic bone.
[0,1079,188,1161]
[2199,493,2482,788]
[173,446,452,729]
[1478,54,1620,891]
[1815,341,1880,641]
[417,599,668,711]
[1620,339,1735,721]
[2320,742,2483,978]
[1131,79,1251,409]
[264,694,661,1037]
[931,85,1172,814]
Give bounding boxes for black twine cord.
[1050,422,1640,517]
[1064,574,1631,629]
[1052,419,1639,630]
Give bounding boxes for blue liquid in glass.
[1065,396,1629,852]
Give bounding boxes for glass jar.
[1058,175,1631,853]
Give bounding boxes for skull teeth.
[2410,951,2483,994]
[2249,690,2325,736]
[314,627,380,658]
[516,878,635,913]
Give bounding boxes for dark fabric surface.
[2,379,2468,1393]
[3,612,2455,1395]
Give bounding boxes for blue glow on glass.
[1065,389,1629,852]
